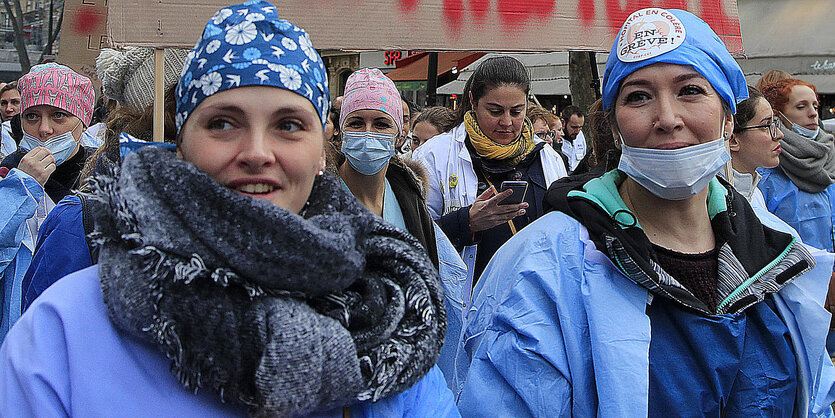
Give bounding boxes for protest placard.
[57,0,108,88]
[107,0,742,54]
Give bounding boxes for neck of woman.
[730,158,755,176]
[339,161,387,216]
[619,177,716,254]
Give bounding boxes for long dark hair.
[79,84,178,187]
[454,56,530,126]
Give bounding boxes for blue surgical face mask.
[618,129,730,201]
[341,131,396,175]
[779,111,820,139]
[790,121,820,139]
[19,119,82,166]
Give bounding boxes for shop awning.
[438,52,607,96]
[736,0,835,93]
[386,52,484,82]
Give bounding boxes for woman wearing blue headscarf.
[0,2,457,416]
[457,8,835,417]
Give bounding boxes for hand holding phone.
[468,183,529,232]
[498,181,528,206]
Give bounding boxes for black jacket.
[543,168,814,315]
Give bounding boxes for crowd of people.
[0,2,834,416]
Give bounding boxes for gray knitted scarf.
[89,148,446,416]
[778,125,835,193]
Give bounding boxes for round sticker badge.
[617,8,686,63]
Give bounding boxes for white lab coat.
[412,122,568,301]
[561,130,587,172]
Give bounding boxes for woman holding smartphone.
[413,56,567,286]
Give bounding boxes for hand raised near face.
[18,147,56,186]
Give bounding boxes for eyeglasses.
[738,119,780,139]
[536,130,557,140]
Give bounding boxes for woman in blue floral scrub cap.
[0,2,458,416]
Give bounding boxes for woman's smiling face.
[178,86,325,214]
[613,63,732,150]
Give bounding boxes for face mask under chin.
[616,118,730,201]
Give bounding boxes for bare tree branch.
[3,0,31,72]
[38,3,63,64]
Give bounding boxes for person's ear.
[469,91,475,110]
[724,113,734,139]
[611,128,622,150]
[728,134,741,152]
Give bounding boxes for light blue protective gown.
[457,198,835,417]
[0,121,15,161]
[758,167,835,253]
[0,265,460,417]
[0,169,42,342]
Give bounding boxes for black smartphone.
[498,181,528,205]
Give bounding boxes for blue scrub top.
[648,296,797,416]
[0,266,460,417]
[339,178,407,230]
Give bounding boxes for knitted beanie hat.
[339,68,403,133]
[97,47,189,110]
[18,63,95,126]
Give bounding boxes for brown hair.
[733,86,766,133]
[560,105,585,122]
[526,105,555,128]
[413,106,456,134]
[761,78,818,115]
[455,56,530,126]
[0,81,17,97]
[79,84,178,186]
[755,69,792,92]
[587,98,617,168]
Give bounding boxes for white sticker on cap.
[617,8,685,63]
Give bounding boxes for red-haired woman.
[757,78,835,253]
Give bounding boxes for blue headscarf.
[602,8,747,113]
[175,0,330,133]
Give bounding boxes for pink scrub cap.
[18,63,95,126]
[340,68,403,133]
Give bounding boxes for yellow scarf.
[465,111,536,166]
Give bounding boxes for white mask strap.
[721,114,733,188]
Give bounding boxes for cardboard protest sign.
[57,0,109,88]
[107,0,742,54]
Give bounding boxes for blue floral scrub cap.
[175,0,330,133]
[602,8,747,113]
